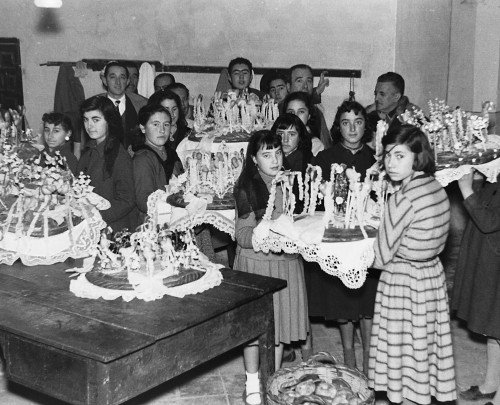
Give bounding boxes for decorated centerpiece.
[251,164,386,288]
[174,91,280,209]
[399,99,499,169]
[69,218,223,301]
[0,127,108,265]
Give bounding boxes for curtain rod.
[40,59,362,78]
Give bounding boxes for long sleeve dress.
[451,176,500,339]
[233,172,309,345]
[368,173,456,404]
[306,143,378,320]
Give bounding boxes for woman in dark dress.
[41,112,78,175]
[133,104,183,224]
[147,89,189,149]
[452,170,500,404]
[307,100,378,374]
[77,96,136,232]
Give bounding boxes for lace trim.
[69,265,224,301]
[0,208,106,266]
[252,232,375,289]
[169,210,235,238]
[435,156,500,186]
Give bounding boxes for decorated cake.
[175,91,280,209]
[253,163,384,247]
[398,99,499,169]
[0,128,108,265]
[70,218,223,301]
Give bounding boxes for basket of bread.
[267,352,374,405]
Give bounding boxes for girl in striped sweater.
[368,124,457,404]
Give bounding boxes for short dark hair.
[377,72,405,95]
[228,57,252,75]
[103,61,129,78]
[283,91,314,113]
[260,70,287,94]
[154,73,176,88]
[138,104,171,127]
[382,124,435,174]
[289,64,313,84]
[330,100,372,144]
[42,112,73,134]
[271,113,311,154]
[166,82,190,97]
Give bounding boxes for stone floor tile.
[178,374,225,398]
[168,395,229,405]
[220,373,246,397]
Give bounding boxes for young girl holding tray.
[369,124,456,404]
[233,130,309,405]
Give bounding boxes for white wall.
[1,0,398,132]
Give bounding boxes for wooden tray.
[188,130,251,143]
[167,191,235,211]
[85,268,205,290]
[322,225,377,242]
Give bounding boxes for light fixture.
[34,0,62,8]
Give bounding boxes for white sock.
[245,371,261,404]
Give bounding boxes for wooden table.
[0,261,286,405]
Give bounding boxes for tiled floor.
[0,318,488,404]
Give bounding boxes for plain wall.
[2,0,398,131]
[1,0,497,133]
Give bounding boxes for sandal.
[244,388,262,405]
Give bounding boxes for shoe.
[459,386,496,400]
[244,388,262,405]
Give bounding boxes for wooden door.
[0,38,23,110]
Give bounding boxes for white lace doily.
[147,189,235,238]
[69,265,224,302]
[0,207,106,266]
[253,231,375,289]
[435,156,500,186]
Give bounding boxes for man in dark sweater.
[366,72,418,132]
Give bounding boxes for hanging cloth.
[53,63,85,141]
[137,62,156,98]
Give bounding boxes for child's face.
[276,125,299,156]
[83,110,108,144]
[43,123,70,150]
[141,112,171,148]
[384,143,415,184]
[339,111,365,149]
[252,146,283,177]
[269,79,288,103]
[286,100,310,126]
[160,99,179,126]
[230,63,252,91]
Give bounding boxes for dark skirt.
[305,261,380,320]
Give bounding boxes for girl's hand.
[458,169,474,199]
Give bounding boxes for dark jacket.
[77,138,136,231]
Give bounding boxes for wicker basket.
[266,352,374,405]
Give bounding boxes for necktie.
[115,100,121,114]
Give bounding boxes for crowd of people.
[1,57,499,405]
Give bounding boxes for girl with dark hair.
[307,100,377,374]
[147,89,189,149]
[368,124,456,404]
[234,130,309,405]
[284,92,325,156]
[133,104,183,222]
[271,113,312,174]
[77,96,136,231]
[41,112,78,174]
